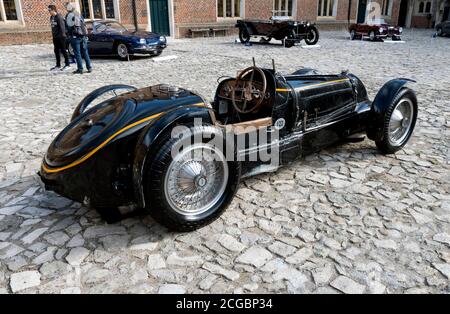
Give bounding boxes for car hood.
[380,24,399,29]
[122,30,161,39]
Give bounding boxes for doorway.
[357,0,368,23]
[149,0,170,35]
[443,6,450,22]
[398,0,408,27]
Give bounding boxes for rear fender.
[132,106,214,208]
[71,84,137,121]
[367,78,416,141]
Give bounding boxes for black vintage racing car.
[39,62,418,231]
[236,17,319,47]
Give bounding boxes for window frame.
[217,0,244,20]
[77,0,120,21]
[0,0,24,26]
[273,0,295,18]
[381,0,393,17]
[416,1,432,15]
[317,0,338,19]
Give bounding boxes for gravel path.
[0,29,449,294]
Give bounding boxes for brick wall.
[297,0,318,21]
[1,0,406,44]
[245,0,272,18]
[411,15,432,27]
[173,0,216,23]
[120,0,148,29]
[0,0,147,45]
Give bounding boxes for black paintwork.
[39,68,414,209]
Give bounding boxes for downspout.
[348,0,352,26]
[132,0,138,31]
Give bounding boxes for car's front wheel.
[116,42,130,60]
[239,28,251,44]
[375,89,418,154]
[350,29,357,40]
[144,125,240,231]
[304,26,319,45]
[436,27,444,36]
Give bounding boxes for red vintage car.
[349,19,402,41]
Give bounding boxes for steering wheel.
[231,66,267,114]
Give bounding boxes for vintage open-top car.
[236,16,319,47]
[39,61,418,231]
[349,19,402,41]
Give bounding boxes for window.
[80,0,117,20]
[0,0,21,22]
[418,1,432,14]
[382,0,391,16]
[217,0,242,18]
[274,0,294,16]
[318,0,337,17]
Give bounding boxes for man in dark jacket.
[48,5,70,71]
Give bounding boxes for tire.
[350,29,356,40]
[305,27,319,45]
[143,124,241,231]
[369,31,376,41]
[116,42,129,60]
[375,89,418,154]
[284,39,294,48]
[239,28,250,44]
[436,27,443,37]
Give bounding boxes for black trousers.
[53,37,70,67]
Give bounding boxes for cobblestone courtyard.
[0,30,449,294]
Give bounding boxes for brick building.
[0,0,420,45]
[397,0,450,28]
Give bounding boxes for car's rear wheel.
[144,125,240,231]
[375,89,418,154]
[305,26,319,45]
[239,28,251,44]
[369,31,376,41]
[436,27,443,36]
[350,29,357,40]
[116,42,130,60]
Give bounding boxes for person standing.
[65,3,92,74]
[48,5,70,71]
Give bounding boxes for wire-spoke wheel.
[305,27,319,45]
[375,89,418,154]
[164,143,229,217]
[144,124,240,231]
[116,43,129,60]
[387,99,414,146]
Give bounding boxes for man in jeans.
[48,5,70,71]
[65,3,92,74]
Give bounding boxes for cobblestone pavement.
[0,30,449,294]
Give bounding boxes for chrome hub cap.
[388,99,414,146]
[164,144,228,216]
[118,44,128,58]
